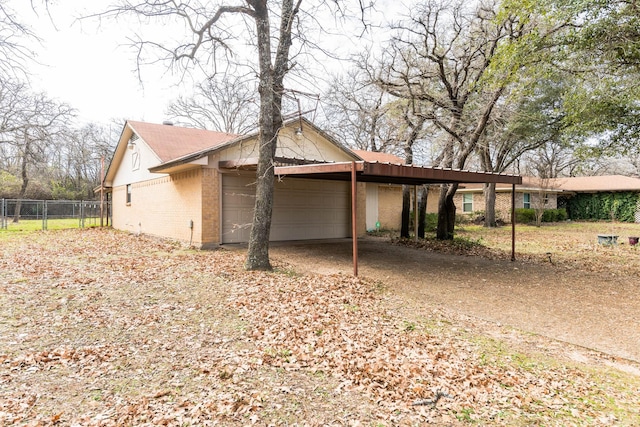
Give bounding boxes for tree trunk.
[483,182,497,227]
[400,184,411,238]
[245,5,276,271]
[436,184,457,240]
[417,185,428,238]
[244,0,297,270]
[13,140,30,223]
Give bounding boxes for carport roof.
[274,161,522,186]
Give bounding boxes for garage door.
[221,174,350,243]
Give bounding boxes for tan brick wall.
[112,169,204,246]
[426,186,441,213]
[201,168,220,247]
[495,192,512,222]
[378,185,402,230]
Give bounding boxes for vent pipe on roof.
[163,120,174,126]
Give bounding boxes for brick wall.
[378,185,402,230]
[201,168,220,247]
[112,169,205,246]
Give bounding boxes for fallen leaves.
[0,228,638,425]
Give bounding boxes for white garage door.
[221,174,351,243]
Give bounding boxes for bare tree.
[0,0,39,79]
[376,0,530,239]
[5,89,74,220]
[166,73,258,134]
[323,68,399,152]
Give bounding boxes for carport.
[275,161,523,276]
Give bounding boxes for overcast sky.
[11,0,404,128]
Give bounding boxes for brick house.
[451,177,561,221]
[450,175,640,222]
[103,119,406,247]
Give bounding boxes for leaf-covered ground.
[1,228,639,425]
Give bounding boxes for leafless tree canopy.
[0,0,40,79]
[166,73,258,134]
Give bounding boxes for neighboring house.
[451,175,640,222]
[453,177,562,221]
[103,119,414,247]
[554,175,640,222]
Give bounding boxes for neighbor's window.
[523,193,531,209]
[463,194,473,212]
[126,184,132,204]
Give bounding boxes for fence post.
[1,198,5,230]
[43,200,48,230]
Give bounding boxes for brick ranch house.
[103,119,410,248]
[451,175,640,222]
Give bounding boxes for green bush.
[542,208,568,222]
[408,211,440,232]
[424,213,438,231]
[515,208,536,223]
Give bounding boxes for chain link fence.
[1,199,111,230]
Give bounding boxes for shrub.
[542,208,568,222]
[515,208,536,224]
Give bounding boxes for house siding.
[378,185,402,230]
[201,167,221,247]
[112,169,204,246]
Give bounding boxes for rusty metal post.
[351,161,358,277]
[414,185,418,241]
[511,183,516,261]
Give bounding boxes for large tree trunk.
[483,182,497,227]
[400,185,411,238]
[244,0,297,271]
[417,185,428,238]
[436,184,457,240]
[245,4,277,271]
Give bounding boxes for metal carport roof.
[274,161,522,276]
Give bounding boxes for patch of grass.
[0,218,96,233]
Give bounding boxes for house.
[554,175,640,222]
[103,119,522,248]
[104,119,415,247]
[450,175,640,223]
[452,177,562,220]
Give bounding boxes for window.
[523,193,531,209]
[126,184,132,204]
[462,194,473,212]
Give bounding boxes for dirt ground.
[269,237,640,368]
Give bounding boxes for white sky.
[10,0,405,128]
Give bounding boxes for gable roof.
[127,121,239,163]
[552,175,640,192]
[352,150,404,165]
[458,175,640,193]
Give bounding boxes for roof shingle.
[128,121,239,163]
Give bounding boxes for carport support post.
[351,161,358,277]
[511,183,516,261]
[414,185,418,241]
